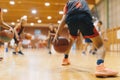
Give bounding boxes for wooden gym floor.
[0,48,120,80]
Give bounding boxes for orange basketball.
[53,37,69,53]
[0,30,14,42]
[25,33,32,40]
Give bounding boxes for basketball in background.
[0,30,14,42]
[53,37,69,53]
[24,33,32,40]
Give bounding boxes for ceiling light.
[17,19,20,22]
[31,9,37,14]
[37,20,42,23]
[11,22,15,25]
[59,11,63,15]
[30,23,34,26]
[2,9,8,13]
[9,0,15,5]
[45,2,50,6]
[58,20,61,24]
[22,15,27,19]
[47,16,52,20]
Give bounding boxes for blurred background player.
[0,8,13,60]
[47,24,56,54]
[0,8,13,30]
[53,0,118,77]
[12,16,27,55]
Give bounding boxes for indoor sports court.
[0,0,120,80]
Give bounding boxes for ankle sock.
[64,54,68,59]
[97,59,104,65]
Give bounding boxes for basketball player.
[0,8,13,61]
[53,0,118,77]
[47,24,56,54]
[13,16,27,55]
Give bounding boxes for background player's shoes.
[62,58,70,66]
[18,51,24,55]
[13,52,16,55]
[48,51,52,55]
[92,51,96,55]
[82,51,86,55]
[95,63,118,77]
[0,57,3,61]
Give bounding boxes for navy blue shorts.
[65,13,99,38]
[85,38,92,43]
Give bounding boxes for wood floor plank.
[0,48,119,80]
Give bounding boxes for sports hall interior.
[0,0,120,80]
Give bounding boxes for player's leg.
[62,35,75,66]
[82,38,92,55]
[48,37,52,54]
[17,41,24,55]
[90,36,118,77]
[62,19,79,66]
[77,13,118,77]
[13,38,18,55]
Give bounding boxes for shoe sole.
[95,73,118,77]
[62,63,70,66]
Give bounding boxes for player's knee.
[91,36,103,49]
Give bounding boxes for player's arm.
[53,4,67,42]
[46,30,51,40]
[2,21,13,30]
[56,3,67,36]
[14,23,20,39]
[0,8,13,30]
[56,15,66,35]
[53,14,66,42]
[54,28,57,33]
[22,27,25,34]
[21,28,26,39]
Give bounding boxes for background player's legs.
[13,41,23,55]
[90,43,97,55]
[13,43,18,54]
[0,43,4,61]
[82,38,92,55]
[17,41,24,55]
[48,38,52,54]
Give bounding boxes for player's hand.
[52,34,59,44]
[9,27,14,33]
[16,36,19,41]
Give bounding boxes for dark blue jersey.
[64,0,91,16]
